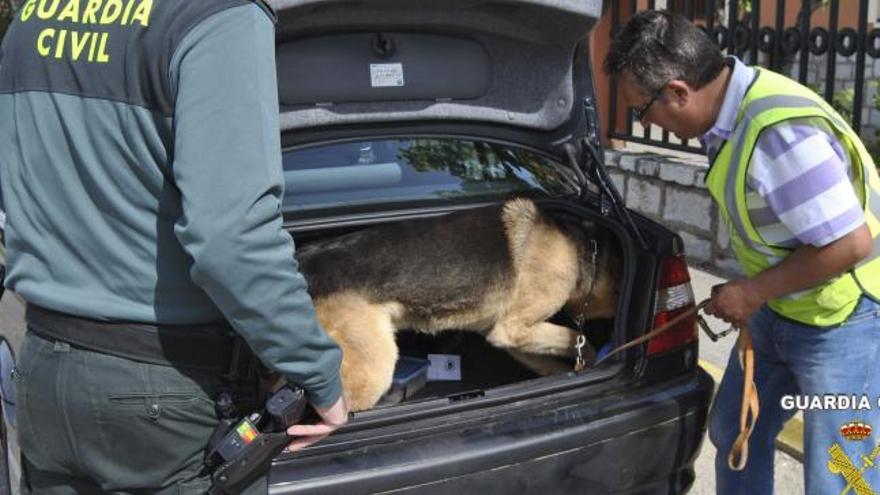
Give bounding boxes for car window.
[280,138,575,212]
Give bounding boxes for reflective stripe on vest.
[706,68,880,326]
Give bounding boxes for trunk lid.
[273,0,602,160]
[272,0,650,242]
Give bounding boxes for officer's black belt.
[25,304,249,372]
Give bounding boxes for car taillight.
[646,255,697,356]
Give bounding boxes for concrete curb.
[699,359,804,463]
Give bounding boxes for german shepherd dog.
[296,198,620,411]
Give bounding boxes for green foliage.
[867,139,880,169]
[831,88,855,125]
[806,83,855,125]
[396,139,569,192]
[397,139,491,179]
[874,82,880,113]
[807,83,880,171]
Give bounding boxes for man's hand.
[704,279,766,328]
[284,395,349,452]
[705,226,872,327]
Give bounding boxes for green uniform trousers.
[15,330,267,494]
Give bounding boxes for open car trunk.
[270,0,649,414]
[288,198,627,412]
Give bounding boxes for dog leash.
[593,299,710,366]
[728,325,758,471]
[591,299,758,471]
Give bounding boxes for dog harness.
[573,238,601,371]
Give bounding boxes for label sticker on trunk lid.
[370,63,404,87]
[427,354,461,381]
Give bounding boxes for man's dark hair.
[603,10,724,93]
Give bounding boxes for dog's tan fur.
[303,198,619,411]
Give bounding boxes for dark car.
[0,1,713,493]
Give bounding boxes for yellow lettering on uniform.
[20,0,37,21]
[96,32,110,63]
[129,0,152,27]
[70,31,90,60]
[82,0,101,23]
[88,29,98,61]
[54,29,67,58]
[99,0,122,24]
[120,0,134,25]
[36,0,61,19]
[36,28,55,57]
[57,0,80,22]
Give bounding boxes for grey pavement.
[688,266,804,495]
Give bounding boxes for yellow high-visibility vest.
[706,68,880,326]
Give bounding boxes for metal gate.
[607,0,880,155]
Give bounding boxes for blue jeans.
[709,296,880,494]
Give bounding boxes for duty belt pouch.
[206,386,307,495]
[209,431,290,495]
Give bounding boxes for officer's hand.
[704,279,765,328]
[284,395,349,452]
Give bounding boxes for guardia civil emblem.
[827,421,880,494]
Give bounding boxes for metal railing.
[607,0,880,154]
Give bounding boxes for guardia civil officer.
[0,0,348,492]
[606,11,880,494]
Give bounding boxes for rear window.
[281,138,576,212]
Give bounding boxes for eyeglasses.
[633,83,667,122]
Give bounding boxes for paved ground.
[687,266,804,494]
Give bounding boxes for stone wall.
[604,149,745,277]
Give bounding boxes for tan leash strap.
[594,299,710,366]
[591,298,759,471]
[727,325,758,471]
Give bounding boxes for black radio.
[205,385,307,495]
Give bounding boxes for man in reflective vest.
[606,10,880,494]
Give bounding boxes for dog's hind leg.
[486,321,580,357]
[488,321,596,376]
[313,293,401,412]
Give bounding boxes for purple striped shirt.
[702,57,865,254]
[747,118,863,248]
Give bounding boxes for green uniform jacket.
[0,0,342,407]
